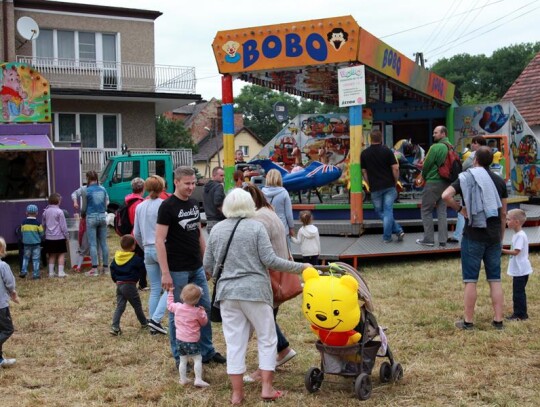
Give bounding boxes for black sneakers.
[491,320,504,330]
[454,320,475,330]
[110,326,122,336]
[203,352,226,364]
[148,319,167,335]
[506,314,528,321]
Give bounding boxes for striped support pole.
[349,105,363,224]
[221,74,235,192]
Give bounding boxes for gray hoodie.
[262,186,294,234]
[0,260,16,309]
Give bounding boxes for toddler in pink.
[167,284,209,387]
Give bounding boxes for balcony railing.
[16,56,197,94]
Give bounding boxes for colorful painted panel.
[213,16,359,74]
[454,101,540,196]
[1,63,51,123]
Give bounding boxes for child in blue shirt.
[20,204,44,279]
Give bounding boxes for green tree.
[234,85,299,143]
[155,115,197,152]
[430,42,540,103]
[234,85,345,142]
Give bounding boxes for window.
[148,159,167,178]
[0,152,49,200]
[35,30,116,65]
[78,32,96,62]
[239,146,249,157]
[53,113,119,149]
[111,160,140,184]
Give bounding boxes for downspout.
[2,0,9,62]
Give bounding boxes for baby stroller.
[304,262,403,401]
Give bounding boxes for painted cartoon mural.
[254,112,372,170]
[0,62,51,123]
[454,101,540,196]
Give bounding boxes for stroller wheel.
[391,362,404,382]
[305,367,324,393]
[354,373,372,400]
[379,361,392,383]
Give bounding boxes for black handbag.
[210,218,243,323]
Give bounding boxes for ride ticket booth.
[211,16,455,231]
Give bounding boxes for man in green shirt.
[416,126,451,247]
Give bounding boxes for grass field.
[1,231,539,406]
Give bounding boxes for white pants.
[220,299,277,375]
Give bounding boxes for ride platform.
[291,202,540,265]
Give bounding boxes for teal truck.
[100,151,204,211]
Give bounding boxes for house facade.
[192,127,265,177]
[1,0,200,166]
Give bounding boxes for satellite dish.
[17,16,40,41]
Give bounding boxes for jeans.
[144,245,167,322]
[86,213,109,267]
[0,307,15,359]
[169,267,216,362]
[420,181,449,244]
[512,275,529,318]
[274,307,289,353]
[461,236,502,282]
[22,244,41,277]
[112,283,148,328]
[371,187,403,241]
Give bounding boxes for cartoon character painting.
[326,28,349,51]
[1,66,34,121]
[478,104,508,133]
[222,41,241,63]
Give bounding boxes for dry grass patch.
[1,231,539,406]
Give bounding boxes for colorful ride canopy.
[212,16,454,106]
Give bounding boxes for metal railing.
[81,148,193,176]
[16,56,197,94]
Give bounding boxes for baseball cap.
[26,204,38,214]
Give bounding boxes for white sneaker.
[49,273,56,278]
[0,358,16,367]
[58,272,67,278]
[85,269,99,277]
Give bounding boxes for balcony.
[16,56,197,94]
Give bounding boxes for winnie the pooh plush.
[302,267,361,346]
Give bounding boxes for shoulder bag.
[269,248,303,306]
[209,218,243,323]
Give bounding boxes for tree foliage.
[155,115,197,152]
[430,42,540,103]
[234,85,346,143]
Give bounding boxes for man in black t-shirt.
[156,166,226,366]
[442,147,507,331]
[361,130,405,243]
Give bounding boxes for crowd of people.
[0,130,534,404]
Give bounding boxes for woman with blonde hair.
[204,188,310,404]
[133,175,168,335]
[262,169,294,244]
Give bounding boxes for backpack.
[113,198,141,236]
[438,141,462,182]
